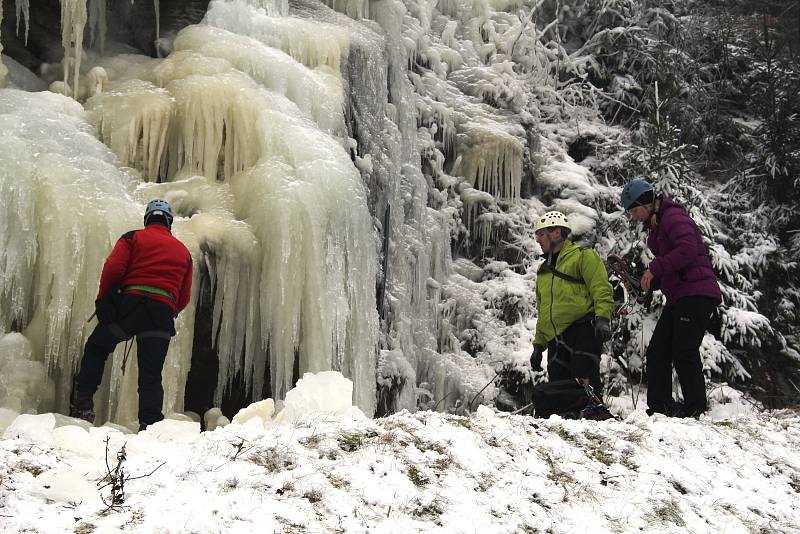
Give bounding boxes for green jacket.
[533,240,613,346]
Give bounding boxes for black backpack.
[95,286,125,324]
[93,231,138,325]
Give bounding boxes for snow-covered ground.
[2,378,799,533]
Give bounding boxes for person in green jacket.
[531,211,614,395]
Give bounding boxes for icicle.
[476,212,496,252]
[0,1,6,88]
[173,25,345,135]
[85,79,174,181]
[430,101,457,158]
[0,134,36,332]
[441,20,458,49]
[165,70,264,181]
[15,0,30,45]
[202,214,261,406]
[460,123,522,201]
[205,0,349,71]
[437,0,461,19]
[459,184,494,234]
[321,0,369,20]
[248,0,289,15]
[154,0,160,52]
[87,0,107,53]
[228,97,379,412]
[471,0,489,18]
[60,0,88,100]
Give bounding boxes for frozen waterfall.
[0,0,602,426]
[1,0,382,424]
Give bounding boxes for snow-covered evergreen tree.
[408,0,800,408]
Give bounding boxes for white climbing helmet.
[534,210,571,232]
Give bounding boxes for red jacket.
[97,224,193,314]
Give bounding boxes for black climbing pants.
[646,296,718,414]
[547,317,603,396]
[74,294,175,427]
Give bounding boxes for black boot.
[672,404,707,419]
[646,399,681,417]
[69,391,95,424]
[581,404,617,421]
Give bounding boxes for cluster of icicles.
[0,0,379,425]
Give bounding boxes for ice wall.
[0,0,585,422]
[355,1,535,412]
[189,0,379,411]
[272,0,533,414]
[186,0,535,414]
[0,0,382,422]
[0,88,201,425]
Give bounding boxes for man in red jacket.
[70,199,193,431]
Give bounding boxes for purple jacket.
[646,195,722,305]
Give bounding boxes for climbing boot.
[69,391,95,424]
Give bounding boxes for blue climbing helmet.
[144,199,174,227]
[620,178,655,210]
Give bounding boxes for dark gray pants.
[646,296,717,414]
[547,318,603,396]
[74,294,175,427]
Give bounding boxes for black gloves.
[530,345,545,371]
[594,316,612,342]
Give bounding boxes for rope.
[469,371,500,412]
[121,339,135,375]
[511,402,534,415]
[432,392,454,411]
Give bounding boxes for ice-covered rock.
[52,425,96,456]
[232,399,275,427]
[165,412,196,423]
[475,404,495,419]
[205,413,230,430]
[3,413,56,445]
[274,371,366,424]
[25,466,101,505]
[0,333,53,415]
[139,419,201,443]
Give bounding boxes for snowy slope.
[2,404,799,533]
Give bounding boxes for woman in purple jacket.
[621,179,722,418]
